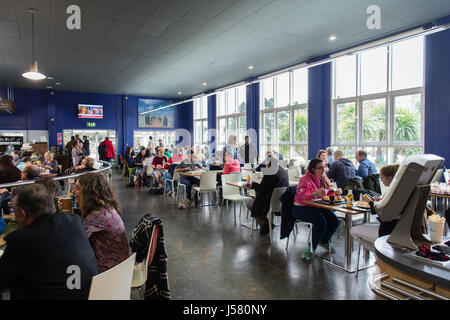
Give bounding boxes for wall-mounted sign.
[86,122,96,127]
[57,133,63,145]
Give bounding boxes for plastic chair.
[350,222,380,278]
[288,166,301,185]
[221,173,253,226]
[286,219,313,253]
[88,252,136,300]
[164,171,180,198]
[279,160,288,168]
[261,186,287,244]
[288,159,298,167]
[192,171,218,206]
[131,225,159,299]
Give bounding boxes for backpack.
[148,186,164,195]
[98,143,107,157]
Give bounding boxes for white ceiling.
[0,0,449,98]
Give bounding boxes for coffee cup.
[429,220,444,243]
[59,196,73,213]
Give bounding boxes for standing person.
[355,149,377,180]
[0,184,98,299]
[72,140,83,168]
[238,136,258,164]
[82,135,90,156]
[223,135,242,164]
[158,138,164,148]
[147,136,155,155]
[73,173,129,273]
[98,137,115,163]
[75,134,82,144]
[65,136,76,158]
[291,158,342,260]
[326,147,335,166]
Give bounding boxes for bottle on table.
[345,190,354,208]
[328,189,336,204]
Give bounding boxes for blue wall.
[425,28,450,169]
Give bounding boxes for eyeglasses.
[314,166,326,170]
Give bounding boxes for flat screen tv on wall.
[138,98,173,128]
[78,104,103,119]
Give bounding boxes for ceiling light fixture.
[22,9,46,80]
[178,91,182,95]
[248,65,254,70]
[329,35,337,41]
[202,82,207,86]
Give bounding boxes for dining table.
[302,199,373,273]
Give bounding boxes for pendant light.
[22,8,46,80]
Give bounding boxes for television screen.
[138,99,173,128]
[78,104,103,119]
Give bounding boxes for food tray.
[405,243,450,269]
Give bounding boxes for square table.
[302,199,373,273]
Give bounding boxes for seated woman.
[124,146,136,168]
[40,151,58,174]
[316,149,329,171]
[134,147,146,169]
[291,158,343,261]
[360,164,400,237]
[140,149,154,187]
[74,173,129,273]
[152,147,169,187]
[168,148,184,164]
[247,152,289,235]
[223,152,241,175]
[195,146,206,167]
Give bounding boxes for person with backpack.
[98,137,115,163]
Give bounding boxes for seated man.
[0,184,98,299]
[177,150,202,207]
[327,150,360,189]
[21,164,41,181]
[247,153,289,235]
[355,149,377,180]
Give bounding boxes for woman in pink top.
[223,152,241,174]
[74,173,129,273]
[292,158,342,261]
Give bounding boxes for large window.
[332,36,424,168]
[216,85,247,151]
[260,68,308,161]
[193,96,208,148]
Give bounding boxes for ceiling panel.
[0,0,449,98]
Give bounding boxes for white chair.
[243,163,252,170]
[288,166,301,186]
[431,168,443,183]
[164,170,180,198]
[88,252,136,300]
[251,186,287,244]
[131,225,159,299]
[221,173,253,226]
[350,222,380,278]
[334,211,366,239]
[279,159,288,168]
[286,220,313,253]
[288,159,298,167]
[192,171,218,206]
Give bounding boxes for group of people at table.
[0,148,129,299]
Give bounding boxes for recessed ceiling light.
[178,91,182,95]
[329,35,337,41]
[46,86,52,89]
[248,65,254,70]
[202,82,207,86]
[55,82,61,85]
[46,76,53,80]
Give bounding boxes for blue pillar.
[207,94,217,153]
[425,28,450,169]
[308,62,332,160]
[246,82,260,154]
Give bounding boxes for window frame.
[193,97,209,148]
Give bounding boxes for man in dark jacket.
[248,155,289,235]
[327,150,358,189]
[82,135,90,156]
[0,184,98,299]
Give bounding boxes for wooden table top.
[302,200,370,215]
[226,181,297,189]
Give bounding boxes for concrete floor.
[111,169,379,300]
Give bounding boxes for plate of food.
[355,201,371,209]
[321,196,344,203]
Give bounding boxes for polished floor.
[112,169,379,300]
